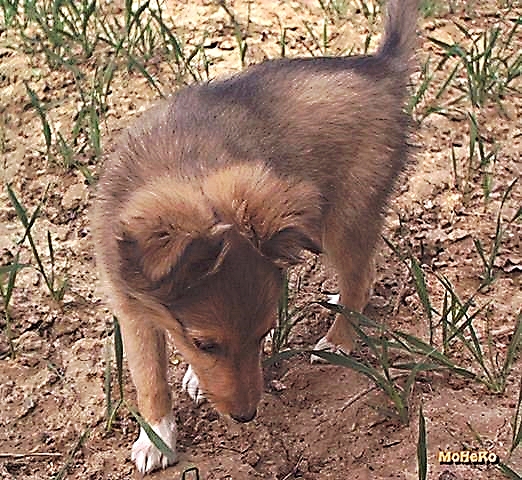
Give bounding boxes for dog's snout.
[231,409,257,423]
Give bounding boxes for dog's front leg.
[117,312,177,474]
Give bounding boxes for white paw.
[131,414,177,474]
[327,293,341,305]
[182,365,205,405]
[310,336,349,364]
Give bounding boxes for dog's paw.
[131,414,177,474]
[182,365,206,405]
[310,336,350,364]
[326,293,341,305]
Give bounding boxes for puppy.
[93,0,419,473]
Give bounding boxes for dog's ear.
[260,225,322,266]
[118,220,230,284]
[203,164,323,267]
[116,179,231,292]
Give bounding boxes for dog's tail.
[376,0,419,72]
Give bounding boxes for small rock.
[219,39,235,50]
[370,295,389,308]
[270,379,287,392]
[17,330,43,352]
[243,450,260,467]
[62,182,87,210]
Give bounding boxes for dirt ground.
[0,1,521,479]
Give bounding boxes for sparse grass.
[311,305,430,424]
[385,236,521,394]
[317,0,349,19]
[465,112,499,201]
[268,235,520,423]
[51,428,91,480]
[3,0,208,182]
[436,275,521,393]
[408,55,462,122]
[218,0,250,67]
[473,179,519,287]
[429,19,521,108]
[6,184,68,303]
[269,272,311,359]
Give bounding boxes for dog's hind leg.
[314,215,379,356]
[116,309,177,473]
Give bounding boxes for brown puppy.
[93,0,419,473]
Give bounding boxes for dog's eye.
[193,338,220,354]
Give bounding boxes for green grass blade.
[309,349,401,406]
[502,314,521,384]
[391,331,477,380]
[127,405,176,460]
[496,462,522,480]
[113,316,125,400]
[51,428,91,480]
[24,82,52,151]
[511,374,522,454]
[417,404,427,480]
[6,184,29,228]
[409,255,433,340]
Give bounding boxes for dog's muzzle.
[230,409,257,423]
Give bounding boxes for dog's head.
[116,164,322,421]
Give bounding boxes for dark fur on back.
[95,42,417,293]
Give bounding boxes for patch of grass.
[269,272,310,359]
[309,301,478,424]
[24,70,101,181]
[218,0,250,68]
[19,0,98,60]
[269,231,519,422]
[436,275,521,393]
[473,179,519,287]
[465,112,498,201]
[429,19,521,108]
[0,0,19,28]
[408,55,462,122]
[317,0,349,20]
[6,184,68,303]
[5,0,208,181]
[386,235,521,394]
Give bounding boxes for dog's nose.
[231,409,257,423]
